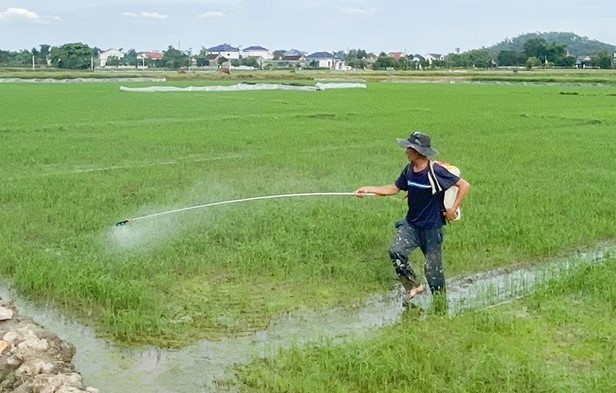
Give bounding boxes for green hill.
[488,32,615,57]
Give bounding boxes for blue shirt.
[395,163,459,230]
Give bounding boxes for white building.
[207,44,240,60]
[306,52,346,70]
[424,53,444,64]
[241,46,273,60]
[99,49,124,67]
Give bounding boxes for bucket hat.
[397,131,438,156]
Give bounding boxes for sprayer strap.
[427,161,442,195]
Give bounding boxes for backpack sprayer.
[115,192,375,227]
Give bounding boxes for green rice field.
[1,76,615,353]
[238,257,616,393]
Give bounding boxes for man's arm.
[445,178,470,221]
[355,184,400,197]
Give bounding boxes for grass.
[237,258,616,393]
[3,67,616,84]
[1,77,615,346]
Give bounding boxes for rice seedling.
[237,258,616,393]
[0,79,615,347]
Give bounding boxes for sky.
[1,0,615,55]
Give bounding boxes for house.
[136,51,164,67]
[306,52,344,70]
[575,55,592,69]
[99,48,124,67]
[137,51,164,61]
[388,52,404,61]
[206,53,222,65]
[424,53,443,64]
[208,44,240,60]
[282,49,305,61]
[241,46,273,60]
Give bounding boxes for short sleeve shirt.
[395,162,460,230]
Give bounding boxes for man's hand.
[355,187,371,197]
[445,207,459,221]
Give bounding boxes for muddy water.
[2,243,614,393]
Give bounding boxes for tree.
[0,50,10,65]
[557,55,576,68]
[49,43,93,69]
[372,52,395,70]
[345,49,369,69]
[592,51,613,69]
[122,49,138,66]
[242,57,259,68]
[443,49,492,68]
[162,46,190,69]
[444,53,466,68]
[545,42,567,61]
[467,49,492,68]
[39,44,51,57]
[106,56,121,67]
[33,44,51,66]
[497,50,525,66]
[195,47,209,66]
[396,57,409,70]
[0,49,32,66]
[418,57,431,70]
[523,37,547,60]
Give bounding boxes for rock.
[0,299,97,393]
[3,330,20,345]
[0,307,13,321]
[6,354,23,367]
[32,373,83,393]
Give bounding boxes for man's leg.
[420,228,447,314]
[389,220,422,293]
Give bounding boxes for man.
[355,131,470,309]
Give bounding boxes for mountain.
[487,32,616,57]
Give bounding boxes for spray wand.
[115,192,374,226]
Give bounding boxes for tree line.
[1,37,614,70]
[364,38,613,70]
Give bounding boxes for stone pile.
[0,299,98,393]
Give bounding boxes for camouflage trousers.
[389,219,446,294]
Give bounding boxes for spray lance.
[115,192,376,226]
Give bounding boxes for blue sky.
[1,0,614,54]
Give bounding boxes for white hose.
[117,192,373,225]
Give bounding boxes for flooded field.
[3,242,613,393]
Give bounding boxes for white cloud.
[197,11,225,18]
[122,11,168,19]
[340,6,377,15]
[0,7,60,24]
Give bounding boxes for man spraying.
[355,131,470,310]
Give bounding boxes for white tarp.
[315,82,367,90]
[119,82,367,93]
